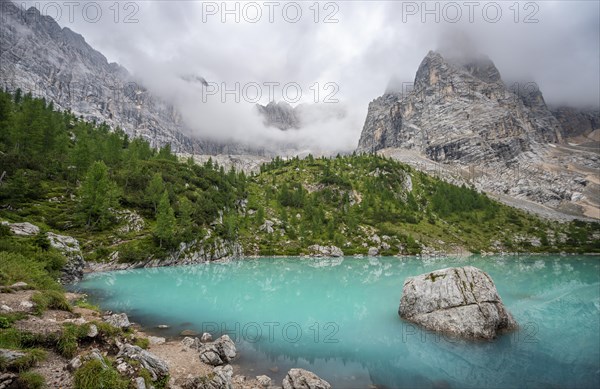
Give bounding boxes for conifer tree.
[154,190,175,248]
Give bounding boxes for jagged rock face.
[357,51,563,163]
[0,2,243,154]
[46,232,85,284]
[257,101,301,130]
[551,106,600,140]
[398,266,517,339]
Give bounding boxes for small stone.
[157,324,170,329]
[67,356,82,372]
[181,337,198,349]
[135,377,147,389]
[87,324,98,338]
[180,329,199,337]
[256,375,272,387]
[1,305,12,312]
[200,332,212,342]
[116,360,131,374]
[148,336,166,345]
[368,247,379,256]
[19,301,33,309]
[10,281,29,290]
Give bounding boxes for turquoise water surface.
[74,256,600,388]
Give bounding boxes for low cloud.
[23,0,600,152]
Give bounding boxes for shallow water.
[74,255,600,388]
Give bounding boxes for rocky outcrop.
[307,245,343,257]
[117,344,169,381]
[196,335,237,366]
[282,368,331,389]
[182,365,234,389]
[103,313,131,329]
[3,222,40,236]
[358,51,562,162]
[550,106,599,141]
[45,232,85,284]
[398,266,517,339]
[358,50,599,220]
[257,101,301,130]
[86,236,243,273]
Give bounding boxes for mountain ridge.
[357,50,599,220]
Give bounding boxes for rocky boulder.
[182,365,233,389]
[282,368,331,389]
[307,245,344,257]
[197,335,237,366]
[6,222,40,236]
[47,232,85,284]
[398,266,517,339]
[117,344,169,381]
[103,313,131,329]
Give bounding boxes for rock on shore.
[398,266,517,339]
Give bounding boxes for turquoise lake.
[74,256,600,388]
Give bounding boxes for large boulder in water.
[398,266,517,339]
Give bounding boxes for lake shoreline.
[81,251,600,275]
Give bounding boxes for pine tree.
[146,173,165,213]
[177,196,194,242]
[79,161,119,229]
[154,190,176,248]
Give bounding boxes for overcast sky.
[23,1,600,152]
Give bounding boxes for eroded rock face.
[357,51,562,161]
[398,266,517,339]
[282,368,331,389]
[0,1,256,155]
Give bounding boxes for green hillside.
[0,89,598,273]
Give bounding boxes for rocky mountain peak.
[414,50,503,95]
[0,0,253,155]
[256,101,300,130]
[357,49,599,220]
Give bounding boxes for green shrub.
[73,359,129,389]
[31,290,72,315]
[0,328,23,349]
[94,321,123,339]
[0,252,60,290]
[17,371,45,389]
[0,317,10,329]
[10,348,47,372]
[74,298,100,312]
[56,323,89,358]
[133,337,149,349]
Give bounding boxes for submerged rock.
[282,368,331,389]
[398,266,517,339]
